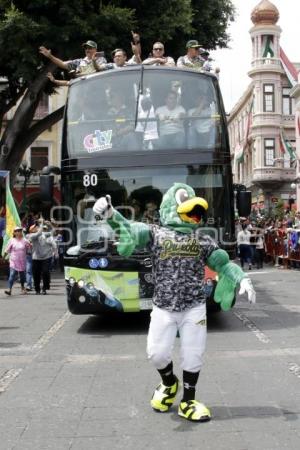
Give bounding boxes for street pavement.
[0,266,300,450]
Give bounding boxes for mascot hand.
[239,278,256,305]
[93,195,113,220]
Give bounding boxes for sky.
[210,0,300,112]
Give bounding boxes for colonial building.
[228,0,299,214]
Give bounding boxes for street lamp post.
[18,161,35,213]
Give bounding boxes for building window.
[30,146,49,171]
[282,87,295,115]
[34,94,49,119]
[264,139,275,166]
[263,84,274,112]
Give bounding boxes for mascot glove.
[93,195,113,219]
[239,278,256,305]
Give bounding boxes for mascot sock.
[158,362,177,386]
[182,370,200,401]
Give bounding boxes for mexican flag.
[279,130,296,160]
[235,96,254,164]
[280,47,298,88]
[235,142,244,163]
[1,172,21,257]
[262,35,274,58]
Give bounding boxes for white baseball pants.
[147,303,207,373]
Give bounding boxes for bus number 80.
[83,173,98,187]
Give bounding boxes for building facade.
[228,0,299,215]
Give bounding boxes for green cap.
[186,39,201,49]
[82,40,97,49]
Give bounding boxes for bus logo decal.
[83,129,112,153]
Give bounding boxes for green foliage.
[273,199,285,220]
[0,0,235,171]
[0,0,235,90]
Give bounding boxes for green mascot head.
[159,183,208,233]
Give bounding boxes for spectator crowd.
[2,213,64,297]
[236,211,300,271]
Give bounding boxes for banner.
[262,35,274,58]
[0,171,21,257]
[279,130,296,161]
[280,47,298,88]
[235,96,254,164]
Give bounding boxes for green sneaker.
[178,400,211,422]
[150,377,179,412]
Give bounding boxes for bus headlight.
[78,279,85,288]
[78,295,86,303]
[69,277,76,286]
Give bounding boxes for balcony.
[248,57,283,76]
[252,167,296,186]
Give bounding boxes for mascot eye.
[175,189,189,205]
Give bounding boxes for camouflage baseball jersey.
[147,225,219,312]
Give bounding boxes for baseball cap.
[14,226,23,232]
[82,40,97,49]
[186,40,201,49]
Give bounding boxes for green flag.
[263,36,274,58]
[280,130,296,161]
[1,182,21,257]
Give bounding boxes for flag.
[1,179,21,257]
[279,130,296,161]
[234,96,254,164]
[235,143,244,163]
[243,96,254,146]
[280,47,298,88]
[262,35,274,58]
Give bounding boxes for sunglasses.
[153,48,163,51]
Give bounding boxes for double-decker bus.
[56,66,248,314]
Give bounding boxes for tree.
[0,0,235,181]
[122,0,235,57]
[0,0,135,181]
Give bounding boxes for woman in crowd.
[237,223,252,270]
[4,226,31,296]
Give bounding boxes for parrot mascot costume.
[93,183,256,422]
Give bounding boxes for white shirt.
[237,230,251,246]
[155,105,185,136]
[142,56,175,66]
[188,106,212,133]
[135,96,159,141]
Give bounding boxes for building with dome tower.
[228,0,299,215]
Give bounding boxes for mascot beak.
[177,197,208,224]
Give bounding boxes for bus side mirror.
[40,175,54,202]
[236,191,251,217]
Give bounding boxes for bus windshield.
[62,164,233,249]
[65,68,223,156]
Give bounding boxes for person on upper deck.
[39,40,106,77]
[143,42,175,66]
[97,47,141,71]
[177,40,205,70]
